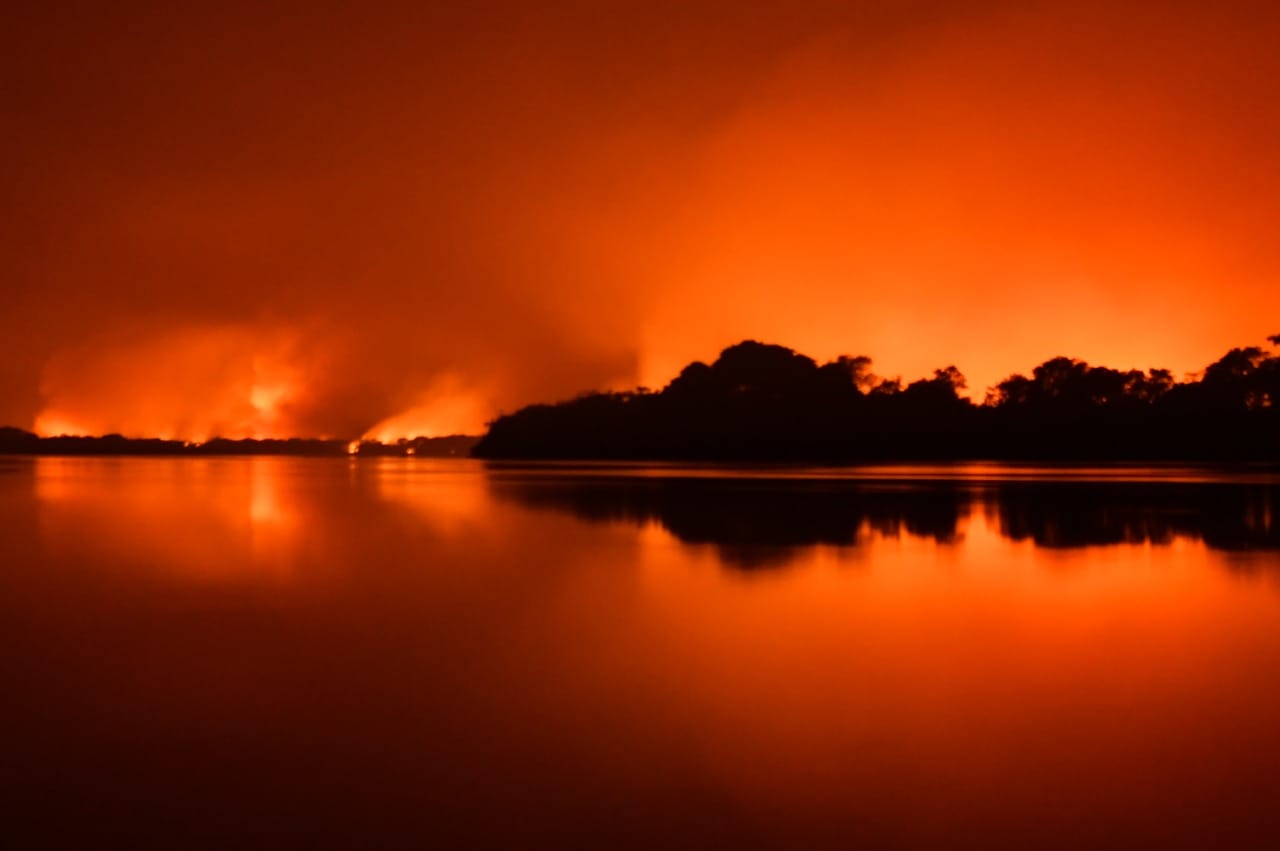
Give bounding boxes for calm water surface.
[3,457,1280,849]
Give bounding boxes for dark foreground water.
[3,457,1280,850]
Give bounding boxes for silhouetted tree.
[473,335,1280,461]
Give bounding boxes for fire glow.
[31,323,494,442]
[34,325,312,441]
[6,2,1280,438]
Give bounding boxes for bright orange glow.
[31,457,301,579]
[362,375,493,441]
[31,325,321,440]
[246,355,301,436]
[4,3,1279,434]
[32,415,92,438]
[370,458,490,535]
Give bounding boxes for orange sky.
[4,0,1278,438]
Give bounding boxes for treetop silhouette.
[475,336,1280,461]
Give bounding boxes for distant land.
[0,429,478,458]
[6,335,1278,462]
[474,336,1280,461]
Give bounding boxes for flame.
[248,382,289,426]
[34,324,312,440]
[245,354,301,438]
[31,323,495,442]
[32,415,93,438]
[362,374,491,441]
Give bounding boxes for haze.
[5,0,1278,439]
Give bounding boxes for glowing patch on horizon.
[31,324,318,441]
[363,374,492,441]
[32,415,92,438]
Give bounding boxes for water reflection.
[991,482,1278,552]
[30,456,310,580]
[489,475,967,568]
[489,471,1280,570]
[5,458,1280,850]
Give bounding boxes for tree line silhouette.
[474,336,1280,460]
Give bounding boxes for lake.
[3,457,1279,849]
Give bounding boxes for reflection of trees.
[988,483,1279,552]
[491,474,1280,571]
[489,476,966,569]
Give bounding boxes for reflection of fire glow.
[247,460,299,566]
[34,457,300,580]
[373,460,488,535]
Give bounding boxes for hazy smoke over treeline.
[4,1,1279,438]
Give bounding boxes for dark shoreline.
[474,339,1280,462]
[0,429,479,458]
